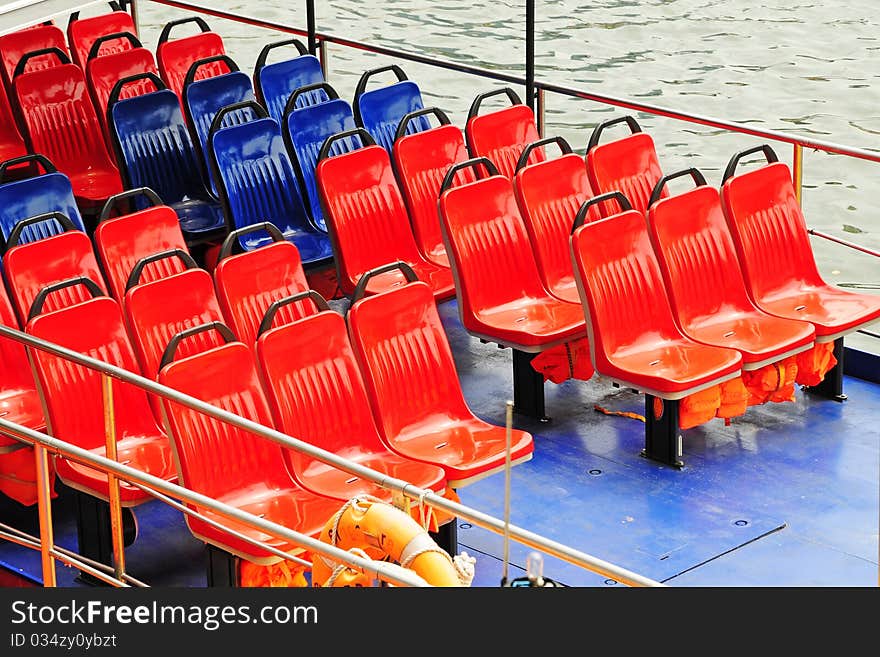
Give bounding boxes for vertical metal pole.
[536,87,546,137]
[525,0,536,110]
[318,39,329,79]
[793,143,804,206]
[306,0,317,55]
[128,0,140,35]
[501,400,514,586]
[102,374,126,579]
[34,444,57,587]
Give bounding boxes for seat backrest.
[437,158,550,316]
[585,115,665,216]
[109,81,206,206]
[257,303,389,479]
[124,267,225,385]
[27,296,161,449]
[0,79,27,162]
[315,130,423,295]
[464,87,543,180]
[13,61,118,179]
[155,17,226,99]
[213,225,312,349]
[719,144,824,299]
[348,280,474,439]
[570,203,685,371]
[182,58,255,196]
[512,136,602,301]
[647,168,758,330]
[158,340,291,499]
[209,108,314,247]
[0,280,41,440]
[282,82,358,231]
[86,42,158,143]
[94,195,191,302]
[66,5,137,68]
[392,107,471,266]
[0,24,69,89]
[3,228,106,324]
[0,155,86,247]
[253,38,325,124]
[353,65,430,153]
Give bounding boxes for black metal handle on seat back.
[157,16,211,44]
[7,212,78,249]
[99,187,164,222]
[439,157,500,195]
[0,154,56,184]
[467,87,522,121]
[69,2,121,24]
[283,82,339,116]
[182,55,239,94]
[722,144,780,184]
[125,249,198,291]
[514,136,572,174]
[13,48,71,78]
[316,128,376,163]
[255,38,308,75]
[648,168,708,209]
[351,261,420,303]
[28,277,104,321]
[393,107,451,143]
[86,31,141,61]
[159,321,236,370]
[217,222,285,262]
[106,72,165,110]
[206,100,268,140]
[571,192,633,234]
[586,115,642,152]
[257,290,331,337]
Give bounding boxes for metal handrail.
[0,322,664,587]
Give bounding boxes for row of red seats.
[0,192,533,570]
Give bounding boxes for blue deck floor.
[1,298,878,587]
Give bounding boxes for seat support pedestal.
[206,544,240,587]
[73,492,136,586]
[430,516,458,557]
[512,349,549,422]
[805,337,847,402]
[641,396,684,468]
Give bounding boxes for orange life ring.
[311,495,472,587]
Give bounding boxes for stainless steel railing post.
[102,373,127,580]
[793,143,804,206]
[33,443,56,587]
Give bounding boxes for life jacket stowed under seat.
[529,337,593,384]
[795,342,837,387]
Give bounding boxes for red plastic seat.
[464,87,543,179]
[0,23,69,91]
[0,81,27,163]
[155,17,227,101]
[647,167,816,369]
[513,136,603,304]
[315,128,455,300]
[720,145,880,342]
[159,339,341,563]
[391,107,472,267]
[438,158,587,350]
[3,225,107,325]
[12,57,123,208]
[570,196,742,398]
[213,224,313,349]
[256,295,447,500]
[585,115,666,216]
[0,280,45,438]
[26,296,177,504]
[93,190,192,303]
[347,278,534,487]
[66,4,137,68]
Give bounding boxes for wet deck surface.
[1,298,877,587]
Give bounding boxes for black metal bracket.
[73,492,137,586]
[429,515,458,557]
[804,337,847,402]
[512,349,549,422]
[205,544,240,587]
[641,395,684,468]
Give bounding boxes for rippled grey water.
[136,0,879,295]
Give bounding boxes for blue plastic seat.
[182,55,257,197]
[0,155,85,250]
[108,73,225,245]
[207,101,333,267]
[282,82,359,231]
[253,38,326,124]
[353,65,431,153]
